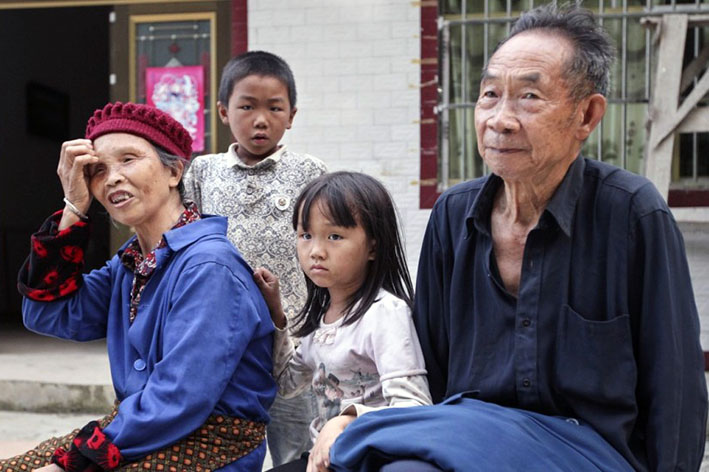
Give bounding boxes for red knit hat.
[85,102,193,159]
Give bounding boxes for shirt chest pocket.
[553,305,637,409]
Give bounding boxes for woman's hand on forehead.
[56,138,99,228]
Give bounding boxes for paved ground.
[0,411,98,457]
[682,222,709,350]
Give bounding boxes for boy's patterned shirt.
[184,144,327,326]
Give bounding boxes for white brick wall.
[249,0,430,280]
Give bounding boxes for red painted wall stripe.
[420,1,440,209]
[231,0,248,56]
[668,189,709,208]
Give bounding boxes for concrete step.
[0,329,113,413]
[0,410,100,458]
[0,379,114,413]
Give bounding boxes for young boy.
[183,51,327,465]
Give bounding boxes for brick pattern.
[248,0,429,279]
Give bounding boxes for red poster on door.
[146,65,205,152]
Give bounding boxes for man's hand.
[307,414,356,472]
[253,267,287,329]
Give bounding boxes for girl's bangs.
[298,185,358,230]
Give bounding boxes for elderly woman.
[2,102,276,472]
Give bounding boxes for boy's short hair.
[218,50,297,108]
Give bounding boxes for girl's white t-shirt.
[272,289,432,441]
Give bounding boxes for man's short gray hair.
[495,4,616,101]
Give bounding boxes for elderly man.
[329,5,707,472]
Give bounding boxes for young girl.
[254,171,432,472]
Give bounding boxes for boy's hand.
[253,267,287,329]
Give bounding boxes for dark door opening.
[0,6,111,327]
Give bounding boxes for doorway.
[0,6,111,326]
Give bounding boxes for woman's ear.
[169,161,185,189]
[368,240,376,261]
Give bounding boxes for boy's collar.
[226,143,287,169]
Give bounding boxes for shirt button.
[133,359,146,371]
[522,378,531,388]
[522,319,531,327]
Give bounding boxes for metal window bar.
[692,24,699,181]
[597,0,605,162]
[439,23,451,192]
[137,33,210,41]
[437,2,709,191]
[461,0,468,182]
[621,0,628,169]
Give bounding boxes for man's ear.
[217,101,230,125]
[287,107,298,130]
[575,93,607,141]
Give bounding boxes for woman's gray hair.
[152,145,190,201]
[494,4,616,102]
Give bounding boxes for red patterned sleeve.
[52,421,123,471]
[17,210,90,301]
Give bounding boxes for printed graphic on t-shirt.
[312,362,380,430]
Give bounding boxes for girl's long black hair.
[292,171,414,338]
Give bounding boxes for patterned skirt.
[0,406,266,472]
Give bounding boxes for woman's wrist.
[63,197,89,220]
[59,208,83,231]
[60,198,90,231]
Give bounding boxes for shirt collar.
[543,155,585,237]
[225,143,287,169]
[162,214,228,252]
[467,175,502,238]
[119,202,202,272]
[466,154,585,239]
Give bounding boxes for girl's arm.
[254,267,313,397]
[341,376,431,417]
[343,293,432,418]
[311,295,432,472]
[272,326,314,398]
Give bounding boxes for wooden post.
[644,14,709,201]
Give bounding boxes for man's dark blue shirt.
[414,156,707,471]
